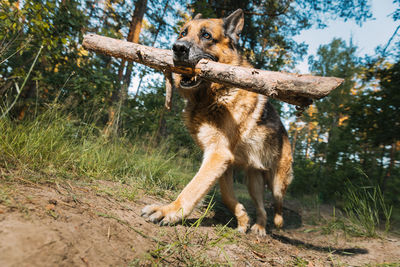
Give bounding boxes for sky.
[294,0,399,73]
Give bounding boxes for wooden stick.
[163,71,173,110]
[82,33,343,107]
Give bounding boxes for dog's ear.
[223,9,244,44]
[193,13,202,20]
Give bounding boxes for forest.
[0,0,399,265]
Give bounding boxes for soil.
[0,179,399,266]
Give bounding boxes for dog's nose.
[172,41,190,61]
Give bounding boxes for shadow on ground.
[184,190,369,258]
[269,232,369,256]
[205,189,303,230]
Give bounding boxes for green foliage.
[351,61,400,147]
[1,45,43,118]
[290,39,364,201]
[0,0,118,121]
[289,37,399,230]
[289,158,320,195]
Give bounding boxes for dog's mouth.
[180,74,202,89]
[196,54,218,62]
[174,51,218,89]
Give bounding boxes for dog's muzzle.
[173,40,200,89]
[172,40,191,64]
[172,40,217,89]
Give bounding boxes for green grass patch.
[317,207,364,237]
[344,181,392,237]
[0,185,13,206]
[0,108,197,193]
[290,256,309,267]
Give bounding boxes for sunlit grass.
[0,108,196,192]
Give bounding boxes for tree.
[288,38,362,200]
[103,0,148,137]
[308,39,361,168]
[347,60,400,193]
[0,1,92,119]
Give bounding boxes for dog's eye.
[180,29,187,38]
[202,32,212,40]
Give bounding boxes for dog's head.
[173,9,244,90]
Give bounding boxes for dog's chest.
[183,91,279,170]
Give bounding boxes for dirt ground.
[0,179,399,266]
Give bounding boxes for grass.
[344,181,393,237]
[298,179,394,238]
[316,207,364,238]
[144,197,236,266]
[308,200,393,238]
[0,107,197,193]
[0,185,12,206]
[291,256,309,267]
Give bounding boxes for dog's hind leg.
[219,167,249,233]
[271,176,284,228]
[246,168,267,236]
[271,135,293,229]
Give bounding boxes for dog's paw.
[141,204,182,225]
[237,225,248,234]
[141,205,164,223]
[274,214,283,229]
[250,224,266,237]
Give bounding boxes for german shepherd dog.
[142,9,293,236]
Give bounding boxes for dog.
[141,9,293,236]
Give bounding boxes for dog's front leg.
[142,146,233,225]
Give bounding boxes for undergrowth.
[343,181,392,237]
[0,108,197,192]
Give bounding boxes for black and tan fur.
[142,9,293,236]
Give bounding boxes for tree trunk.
[134,0,170,98]
[305,124,312,159]
[104,0,148,137]
[291,116,301,154]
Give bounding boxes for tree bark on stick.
[83,34,343,107]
